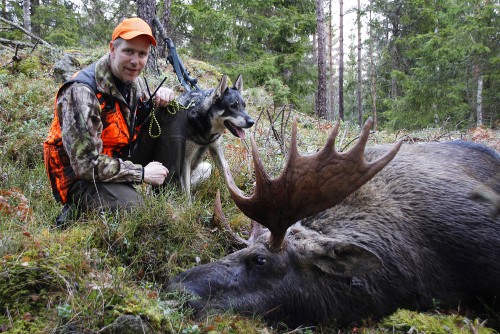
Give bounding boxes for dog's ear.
[234,74,243,91]
[212,75,229,101]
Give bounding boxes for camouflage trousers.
[56,107,187,227]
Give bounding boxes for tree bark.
[157,0,172,58]
[369,1,377,131]
[31,0,40,36]
[328,0,336,121]
[338,0,344,120]
[356,0,362,126]
[316,0,327,118]
[137,0,159,74]
[476,66,483,126]
[1,0,6,18]
[23,0,31,41]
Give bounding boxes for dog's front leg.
[208,138,229,179]
[181,162,191,201]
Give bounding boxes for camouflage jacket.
[54,53,147,184]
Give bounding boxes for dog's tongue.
[235,127,246,139]
[225,120,246,139]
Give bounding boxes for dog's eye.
[231,101,239,108]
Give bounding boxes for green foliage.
[171,0,317,112]
[12,56,41,76]
[0,70,56,167]
[265,78,291,107]
[381,309,494,334]
[371,0,499,130]
[31,0,81,46]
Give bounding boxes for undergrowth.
[0,47,498,333]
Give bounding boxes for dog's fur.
[177,75,254,196]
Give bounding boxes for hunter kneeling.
[44,18,185,226]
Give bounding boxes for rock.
[101,314,153,334]
[53,53,80,83]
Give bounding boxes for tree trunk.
[137,0,159,74]
[338,0,344,120]
[369,1,377,131]
[389,4,401,99]
[157,0,172,58]
[476,69,483,126]
[2,0,6,18]
[356,0,362,126]
[316,0,327,118]
[23,0,31,41]
[31,0,40,36]
[328,0,335,120]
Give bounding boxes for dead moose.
[168,117,500,327]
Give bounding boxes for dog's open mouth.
[224,120,246,139]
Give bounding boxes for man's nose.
[130,53,138,64]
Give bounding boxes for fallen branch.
[0,17,56,50]
[0,41,15,52]
[0,37,35,49]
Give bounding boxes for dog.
[177,75,254,196]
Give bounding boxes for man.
[44,17,186,225]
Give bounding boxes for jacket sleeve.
[58,83,144,183]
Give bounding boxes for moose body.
[168,120,500,327]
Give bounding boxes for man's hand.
[143,161,168,185]
[155,87,175,108]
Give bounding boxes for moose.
[168,117,500,327]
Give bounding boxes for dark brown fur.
[168,140,500,327]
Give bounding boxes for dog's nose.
[246,117,255,128]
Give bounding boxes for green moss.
[13,56,41,76]
[381,309,495,334]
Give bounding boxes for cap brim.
[120,31,157,46]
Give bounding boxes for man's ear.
[299,236,382,276]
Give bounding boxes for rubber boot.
[55,203,79,229]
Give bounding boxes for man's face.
[109,36,150,82]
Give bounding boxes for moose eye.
[254,256,267,266]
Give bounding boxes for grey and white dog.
[177,75,254,196]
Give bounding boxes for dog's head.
[209,75,254,139]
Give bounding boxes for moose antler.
[224,117,402,251]
[212,189,267,249]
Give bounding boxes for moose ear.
[301,238,382,276]
[234,74,243,91]
[212,75,229,102]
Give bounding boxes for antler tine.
[347,117,376,159]
[225,116,402,252]
[212,189,249,249]
[342,118,403,186]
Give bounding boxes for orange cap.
[112,18,157,46]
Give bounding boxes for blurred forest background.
[1,0,499,333]
[1,0,498,131]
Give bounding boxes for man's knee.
[70,181,144,213]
